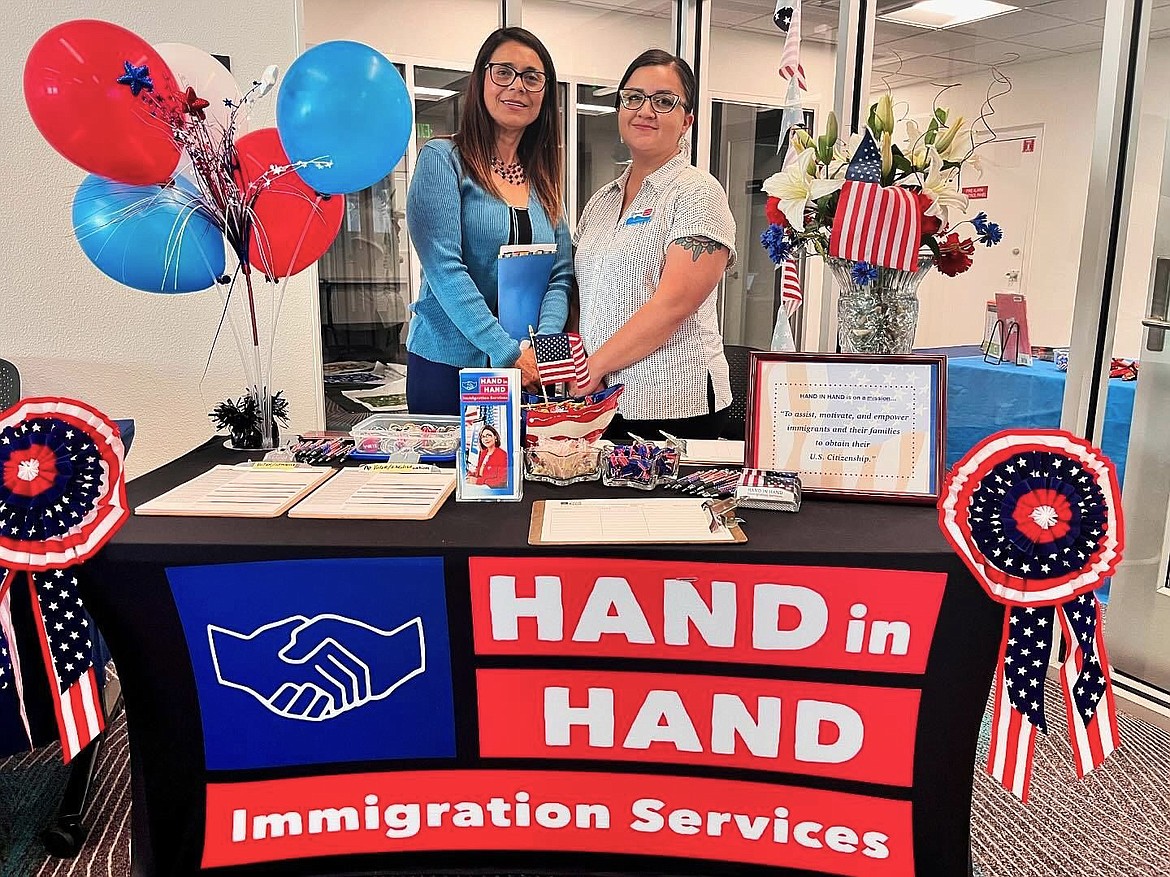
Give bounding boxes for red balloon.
[234,128,344,278]
[24,20,181,185]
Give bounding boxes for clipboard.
[135,464,335,518]
[287,467,455,520]
[529,498,747,546]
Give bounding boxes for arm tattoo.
[676,236,728,262]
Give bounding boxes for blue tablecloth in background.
[946,357,1135,485]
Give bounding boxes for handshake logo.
[207,614,425,722]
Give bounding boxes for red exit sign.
[962,185,988,199]
[1022,138,1036,153]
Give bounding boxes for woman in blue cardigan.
[405,27,572,415]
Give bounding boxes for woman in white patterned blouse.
[573,49,736,441]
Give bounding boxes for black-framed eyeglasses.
[485,63,547,92]
[618,88,684,114]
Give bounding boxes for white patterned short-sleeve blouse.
[574,152,737,420]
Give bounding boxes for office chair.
[0,358,19,410]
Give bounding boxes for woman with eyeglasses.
[573,50,736,441]
[405,28,571,415]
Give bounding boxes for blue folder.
[497,246,555,342]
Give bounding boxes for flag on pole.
[532,332,590,387]
[781,256,803,316]
[774,1,795,31]
[829,130,921,271]
[778,0,806,90]
[778,77,805,160]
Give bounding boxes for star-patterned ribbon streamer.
[939,429,1124,802]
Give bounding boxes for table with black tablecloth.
[84,439,1004,877]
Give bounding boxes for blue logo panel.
[167,556,455,770]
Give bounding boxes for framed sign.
[745,353,946,503]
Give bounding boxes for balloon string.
[264,197,321,382]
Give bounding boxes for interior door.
[913,126,1041,349]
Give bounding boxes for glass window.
[576,82,626,218]
[709,0,839,351]
[711,101,814,350]
[317,63,412,430]
[867,5,1109,484]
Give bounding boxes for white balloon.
[154,42,246,147]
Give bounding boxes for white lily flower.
[830,132,865,178]
[903,120,929,171]
[761,151,843,232]
[920,152,969,225]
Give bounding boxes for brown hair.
[455,28,563,225]
[616,49,697,112]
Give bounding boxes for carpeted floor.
[2,679,1167,877]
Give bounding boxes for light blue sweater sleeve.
[406,142,521,366]
[536,217,572,336]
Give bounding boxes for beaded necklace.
[491,155,527,186]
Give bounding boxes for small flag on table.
[829,130,921,271]
[532,332,590,387]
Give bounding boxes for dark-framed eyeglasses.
[485,63,547,92]
[617,88,683,114]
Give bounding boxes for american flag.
[829,131,921,271]
[777,0,806,90]
[988,604,1053,802]
[29,569,104,763]
[532,332,589,387]
[781,256,802,316]
[1058,593,1118,778]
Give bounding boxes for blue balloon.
[277,41,413,195]
[72,175,225,293]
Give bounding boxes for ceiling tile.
[879,30,988,54]
[874,54,986,78]
[874,21,928,46]
[1150,6,1170,28]
[1003,21,1104,49]
[947,9,1069,40]
[946,42,1063,65]
[1058,41,1105,54]
[711,9,766,26]
[1029,0,1107,22]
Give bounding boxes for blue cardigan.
[405,139,571,367]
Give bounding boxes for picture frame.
[744,352,947,503]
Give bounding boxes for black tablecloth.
[85,439,1003,877]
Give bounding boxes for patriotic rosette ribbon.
[938,429,1122,802]
[0,398,128,763]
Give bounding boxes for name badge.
[625,208,654,226]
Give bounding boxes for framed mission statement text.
[745,353,946,502]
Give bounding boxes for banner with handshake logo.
[168,557,455,770]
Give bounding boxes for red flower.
[765,196,788,228]
[916,191,942,236]
[936,233,974,277]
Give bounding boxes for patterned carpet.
[1,680,1167,877]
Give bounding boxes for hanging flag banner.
[938,429,1123,802]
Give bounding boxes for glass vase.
[827,257,934,355]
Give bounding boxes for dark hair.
[616,49,696,112]
[478,425,502,449]
[455,28,563,224]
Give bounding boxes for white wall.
[2,0,321,477]
[305,0,498,63]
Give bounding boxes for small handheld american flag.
[829,130,921,271]
[532,332,590,387]
[781,256,802,316]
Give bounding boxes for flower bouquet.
[760,93,1003,354]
